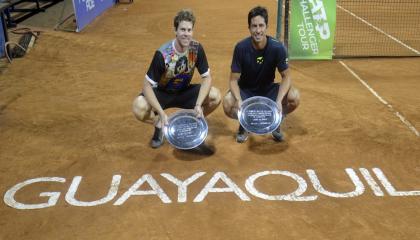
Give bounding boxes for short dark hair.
[174,9,196,30]
[248,6,268,27]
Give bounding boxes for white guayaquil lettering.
[359,168,384,196]
[3,168,420,210]
[4,177,66,210]
[373,168,420,196]
[245,171,317,201]
[193,172,250,202]
[161,172,206,203]
[114,174,171,205]
[65,175,121,206]
[307,168,365,198]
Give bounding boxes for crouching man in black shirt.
[223,6,300,143]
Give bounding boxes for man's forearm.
[229,72,242,102]
[143,80,164,115]
[196,76,212,106]
[278,69,291,101]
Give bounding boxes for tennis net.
[335,0,420,57]
[284,0,420,57]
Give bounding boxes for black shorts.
[142,84,201,110]
[240,83,288,108]
[240,83,284,102]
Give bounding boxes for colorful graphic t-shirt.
[146,39,210,92]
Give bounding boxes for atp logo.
[256,56,264,64]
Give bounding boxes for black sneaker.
[272,127,284,142]
[236,125,248,143]
[150,127,164,148]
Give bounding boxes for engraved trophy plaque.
[238,96,282,134]
[164,110,208,149]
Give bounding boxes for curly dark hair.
[174,9,196,30]
[248,6,268,27]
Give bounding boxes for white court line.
[339,61,419,137]
[337,4,420,55]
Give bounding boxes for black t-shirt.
[146,40,209,92]
[231,36,288,91]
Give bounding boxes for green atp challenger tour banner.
[289,0,336,59]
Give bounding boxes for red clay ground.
[0,0,419,239]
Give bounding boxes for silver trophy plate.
[164,110,208,149]
[238,96,282,135]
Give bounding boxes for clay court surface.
[1,0,419,239]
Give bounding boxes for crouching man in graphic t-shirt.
[133,9,221,148]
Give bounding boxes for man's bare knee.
[286,87,300,113]
[223,92,237,119]
[222,92,233,113]
[132,96,151,121]
[208,87,221,107]
[202,87,221,116]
